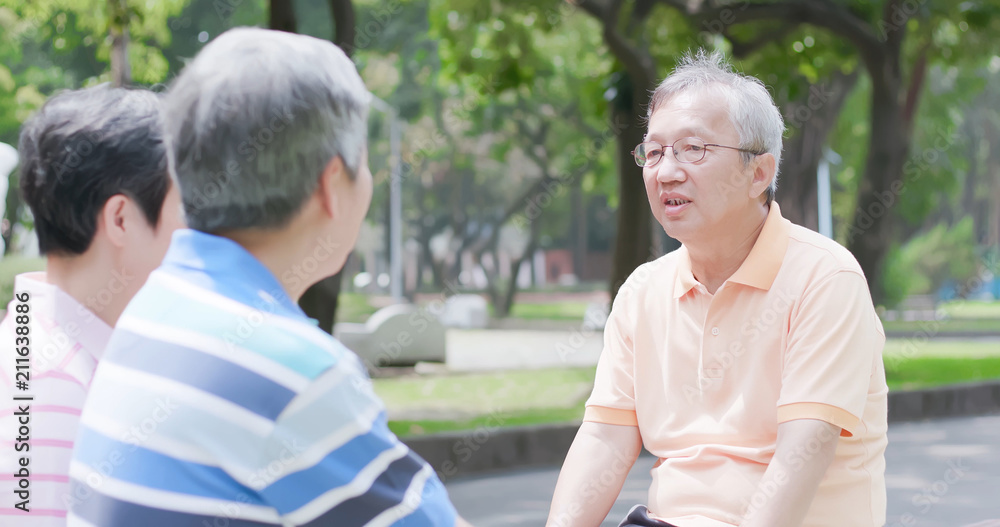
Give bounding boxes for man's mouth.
[664,198,691,206]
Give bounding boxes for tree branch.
[724,23,795,58]
[577,0,657,87]
[663,0,886,71]
[901,39,930,132]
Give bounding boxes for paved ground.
[445,414,1000,527]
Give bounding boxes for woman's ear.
[99,194,130,248]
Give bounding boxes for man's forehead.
[645,90,732,141]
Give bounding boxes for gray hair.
[163,27,370,232]
[647,49,784,204]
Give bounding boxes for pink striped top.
[1,272,112,526]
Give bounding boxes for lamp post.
[369,95,403,300]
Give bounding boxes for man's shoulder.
[785,223,865,277]
[116,271,358,386]
[618,252,678,297]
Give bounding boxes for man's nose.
[655,154,686,183]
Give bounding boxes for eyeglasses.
[632,137,762,168]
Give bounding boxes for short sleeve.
[777,270,884,437]
[257,352,457,527]
[583,288,638,427]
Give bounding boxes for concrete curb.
[402,380,1000,480]
[883,331,1000,339]
[887,380,1000,422]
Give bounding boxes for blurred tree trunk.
[776,70,859,230]
[570,179,586,280]
[269,0,296,32]
[108,0,130,87]
[328,0,356,53]
[577,0,676,301]
[2,175,20,256]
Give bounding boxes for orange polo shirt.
[584,203,888,527]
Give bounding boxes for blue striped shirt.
[67,229,457,527]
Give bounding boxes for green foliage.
[0,0,189,143]
[0,256,45,305]
[882,217,980,307]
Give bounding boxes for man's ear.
[316,155,346,220]
[99,195,130,248]
[749,153,777,201]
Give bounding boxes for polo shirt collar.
[162,229,306,318]
[672,202,790,298]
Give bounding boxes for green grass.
[388,406,584,437]
[336,292,379,323]
[373,367,595,417]
[507,301,591,321]
[882,339,1000,358]
[380,346,1000,437]
[885,356,1000,391]
[938,300,1000,319]
[0,256,46,305]
[882,318,1000,334]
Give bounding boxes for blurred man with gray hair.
[69,28,470,527]
[548,50,887,527]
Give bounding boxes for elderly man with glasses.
[547,50,888,527]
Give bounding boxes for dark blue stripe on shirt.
[106,329,296,420]
[70,480,277,527]
[301,453,424,527]
[74,426,268,506]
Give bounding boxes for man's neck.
[45,253,120,327]
[687,204,769,295]
[222,225,342,303]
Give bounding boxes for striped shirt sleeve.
[255,355,457,527]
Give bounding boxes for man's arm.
[546,422,643,527]
[740,419,840,527]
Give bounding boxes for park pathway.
[445,414,1000,527]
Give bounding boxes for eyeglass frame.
[631,136,764,168]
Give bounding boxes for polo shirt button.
[711,327,720,336]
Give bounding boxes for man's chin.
[660,218,693,244]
